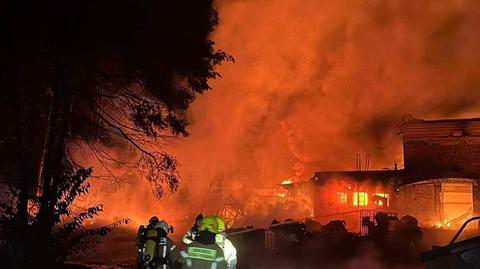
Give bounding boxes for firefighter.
[215,231,237,269]
[136,216,161,267]
[183,214,203,244]
[140,219,182,269]
[137,216,160,244]
[181,216,228,269]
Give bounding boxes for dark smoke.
[84,0,480,230]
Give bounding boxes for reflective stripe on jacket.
[180,241,226,269]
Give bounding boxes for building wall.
[392,180,440,224]
[402,119,480,178]
[392,178,476,226]
[312,182,393,231]
[474,180,480,216]
[404,140,480,176]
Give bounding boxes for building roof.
[312,168,479,186]
[312,170,403,185]
[310,117,480,186]
[401,118,480,141]
[404,118,480,124]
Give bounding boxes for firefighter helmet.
[198,216,225,234]
[149,216,159,225]
[155,220,170,234]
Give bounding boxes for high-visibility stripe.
[187,247,217,261]
[162,245,167,258]
[215,257,225,262]
[210,262,217,269]
[170,245,176,251]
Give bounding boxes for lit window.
[337,192,348,204]
[374,193,389,207]
[353,192,368,206]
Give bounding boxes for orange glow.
[373,193,390,207]
[336,192,348,204]
[72,0,480,232]
[281,179,293,185]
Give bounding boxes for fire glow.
[335,191,389,208]
[75,0,480,232]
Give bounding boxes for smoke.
[343,242,385,269]
[76,0,480,231]
[209,0,480,167]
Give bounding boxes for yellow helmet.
[198,216,225,234]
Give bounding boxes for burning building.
[310,170,399,231]
[307,117,480,229]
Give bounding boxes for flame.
[281,179,293,185]
[73,0,480,231]
[435,220,452,228]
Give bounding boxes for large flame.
[76,0,480,233]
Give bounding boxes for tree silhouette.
[0,0,231,267]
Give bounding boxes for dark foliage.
[0,0,232,195]
[1,168,130,265]
[0,0,230,267]
[51,169,130,263]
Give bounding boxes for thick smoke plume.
[80,0,480,231]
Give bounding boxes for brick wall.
[392,179,478,226]
[401,119,480,178]
[404,140,480,176]
[392,181,441,224]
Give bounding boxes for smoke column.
[81,0,480,230]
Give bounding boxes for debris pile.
[228,214,425,268]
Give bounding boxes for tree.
[0,0,232,267]
[1,168,130,264]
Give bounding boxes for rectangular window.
[336,192,348,204]
[374,193,390,207]
[264,230,275,251]
[353,192,368,206]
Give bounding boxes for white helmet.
[155,220,169,233]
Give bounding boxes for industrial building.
[309,117,480,229]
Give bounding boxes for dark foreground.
[66,217,480,269]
